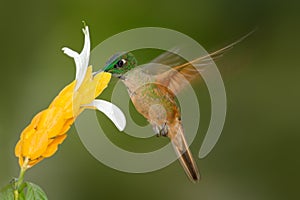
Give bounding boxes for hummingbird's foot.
[153,123,168,137]
[159,123,168,137]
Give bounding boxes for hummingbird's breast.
[123,72,180,126]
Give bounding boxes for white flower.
[62,25,126,131]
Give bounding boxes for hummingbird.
[103,34,251,182]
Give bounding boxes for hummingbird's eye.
[116,59,126,68]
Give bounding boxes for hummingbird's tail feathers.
[171,124,200,183]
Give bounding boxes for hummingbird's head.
[103,52,137,78]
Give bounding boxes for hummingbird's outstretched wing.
[170,122,200,182]
[154,31,254,95]
[148,48,186,67]
[140,48,186,76]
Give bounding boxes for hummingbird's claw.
[153,123,168,137]
[159,123,168,137]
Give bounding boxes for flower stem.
[14,158,28,200]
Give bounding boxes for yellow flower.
[15,26,126,169]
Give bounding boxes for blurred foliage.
[0,0,299,199]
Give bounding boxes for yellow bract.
[15,70,111,168]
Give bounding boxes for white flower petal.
[62,26,90,91]
[62,47,79,58]
[84,100,126,131]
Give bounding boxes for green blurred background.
[0,0,299,199]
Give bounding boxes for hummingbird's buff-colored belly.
[129,83,180,126]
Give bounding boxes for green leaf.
[24,182,48,200]
[0,184,14,200]
[18,190,26,200]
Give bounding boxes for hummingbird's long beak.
[92,69,104,76]
[92,62,110,76]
